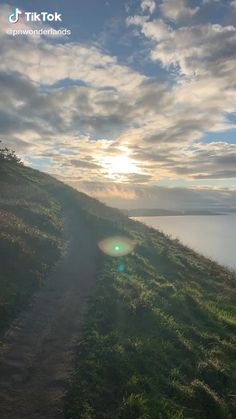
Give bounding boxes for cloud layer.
[1,1,236,209]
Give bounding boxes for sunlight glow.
[102,154,137,177]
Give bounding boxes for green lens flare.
[98,236,135,257]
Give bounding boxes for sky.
[1,0,236,210]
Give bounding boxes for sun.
[102,154,137,177]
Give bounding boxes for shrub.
[0,141,22,164]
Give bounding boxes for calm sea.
[133,214,236,270]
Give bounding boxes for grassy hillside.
[1,161,236,418]
[0,161,66,332]
[65,219,236,418]
[0,160,124,333]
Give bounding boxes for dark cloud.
[0,71,36,101]
[172,145,236,178]
[70,159,101,169]
[0,71,63,137]
[193,171,236,179]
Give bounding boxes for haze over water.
[134,214,236,270]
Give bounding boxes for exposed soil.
[0,211,99,418]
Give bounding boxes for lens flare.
[98,236,135,257]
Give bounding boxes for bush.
[0,141,22,164]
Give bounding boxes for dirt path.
[0,211,99,418]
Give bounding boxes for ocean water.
[133,214,236,270]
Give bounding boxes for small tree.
[0,141,22,164]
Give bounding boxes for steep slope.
[66,225,236,418]
[0,161,123,333]
[0,161,236,418]
[0,162,65,333]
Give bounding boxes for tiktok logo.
[8,8,22,24]
[7,8,62,23]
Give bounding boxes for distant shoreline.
[131,213,225,217]
[124,209,227,217]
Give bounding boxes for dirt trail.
[0,211,99,418]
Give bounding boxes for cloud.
[150,24,236,79]
[126,12,236,171]
[160,0,199,21]
[0,70,138,141]
[173,142,236,179]
[140,0,156,14]
[70,159,101,170]
[127,15,171,41]
[127,140,236,181]
[60,179,236,211]
[70,181,138,201]
[0,23,144,92]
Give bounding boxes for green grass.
[1,160,236,418]
[0,160,124,333]
[65,219,236,418]
[0,161,65,332]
